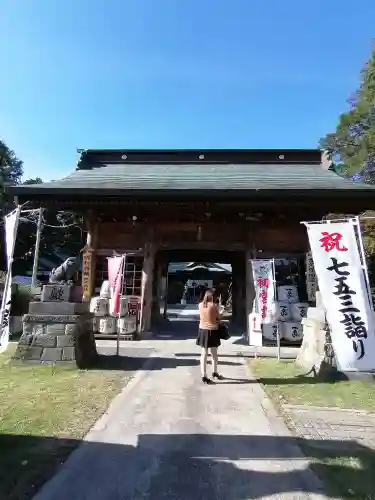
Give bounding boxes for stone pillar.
[13,283,97,368]
[82,213,98,302]
[295,299,334,376]
[140,242,155,333]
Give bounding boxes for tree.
[23,177,43,185]
[0,140,23,216]
[0,140,24,269]
[12,188,85,276]
[320,46,375,181]
[0,143,85,275]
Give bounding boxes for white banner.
[0,208,20,352]
[306,222,375,371]
[251,259,276,323]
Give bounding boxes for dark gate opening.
[152,249,246,337]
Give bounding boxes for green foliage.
[12,207,85,276]
[0,140,23,218]
[0,139,85,275]
[10,285,32,316]
[23,177,43,185]
[320,45,375,178]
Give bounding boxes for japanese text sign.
[305,251,317,302]
[82,252,92,298]
[306,222,375,371]
[251,259,276,324]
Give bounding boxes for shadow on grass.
[174,353,348,385]
[0,433,374,499]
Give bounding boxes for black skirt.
[196,328,221,348]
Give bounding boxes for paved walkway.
[33,340,327,500]
[283,404,375,449]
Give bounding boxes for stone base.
[13,312,97,368]
[306,307,326,323]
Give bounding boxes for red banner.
[107,256,125,315]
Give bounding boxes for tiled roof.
[11,163,375,194]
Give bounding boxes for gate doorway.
[151,249,246,337]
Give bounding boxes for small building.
[167,261,232,304]
[9,148,375,336]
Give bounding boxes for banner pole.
[0,206,21,352]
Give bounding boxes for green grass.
[0,344,132,500]
[250,358,375,499]
[250,358,375,410]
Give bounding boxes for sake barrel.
[89,296,109,316]
[119,296,130,317]
[92,317,100,333]
[277,285,299,303]
[118,317,137,334]
[99,280,110,298]
[282,321,303,342]
[290,302,309,321]
[99,317,116,334]
[275,302,291,321]
[109,296,126,316]
[262,323,283,341]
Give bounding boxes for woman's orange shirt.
[199,302,219,330]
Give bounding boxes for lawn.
[0,344,132,500]
[250,358,375,499]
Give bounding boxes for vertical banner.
[0,207,21,352]
[107,255,125,315]
[306,222,375,371]
[305,251,318,302]
[251,259,276,323]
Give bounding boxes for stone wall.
[14,312,97,367]
[13,284,97,368]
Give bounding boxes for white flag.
[251,259,276,323]
[0,208,20,352]
[306,221,375,371]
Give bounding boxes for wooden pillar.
[245,250,255,335]
[152,256,166,325]
[139,241,155,333]
[82,212,98,302]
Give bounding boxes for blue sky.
[1,0,374,181]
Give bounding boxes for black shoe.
[202,376,214,384]
[212,372,224,380]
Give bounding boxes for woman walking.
[197,289,224,384]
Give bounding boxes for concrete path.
[33,341,328,500]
